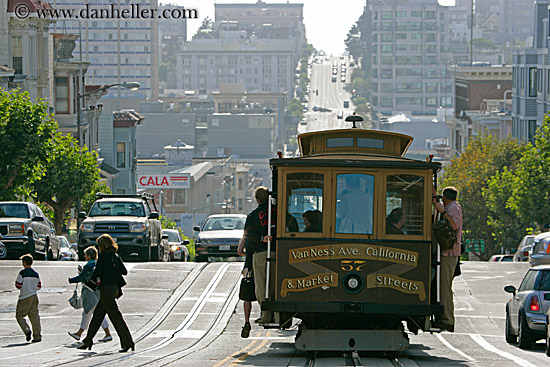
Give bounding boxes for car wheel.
[505,311,517,344]
[518,313,533,349]
[546,317,550,357]
[0,242,8,259]
[141,246,151,262]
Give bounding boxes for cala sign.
[137,174,190,189]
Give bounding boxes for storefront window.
[385,175,424,235]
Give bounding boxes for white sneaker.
[68,332,80,341]
[98,335,113,342]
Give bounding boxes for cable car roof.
[298,129,413,157]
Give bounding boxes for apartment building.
[512,0,550,143]
[214,0,306,55]
[176,31,295,95]
[368,0,453,117]
[50,0,159,100]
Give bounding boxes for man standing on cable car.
[432,186,462,332]
[244,186,275,324]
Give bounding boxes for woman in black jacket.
[77,234,134,352]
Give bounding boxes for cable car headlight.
[342,273,364,294]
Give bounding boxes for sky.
[170,1,456,56]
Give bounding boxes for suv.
[0,201,60,260]
[194,214,246,262]
[78,194,162,261]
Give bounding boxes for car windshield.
[59,237,70,248]
[202,217,245,231]
[164,231,181,242]
[0,204,30,219]
[89,201,145,217]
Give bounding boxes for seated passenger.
[302,210,322,232]
[235,221,244,229]
[386,208,405,234]
[286,213,299,232]
[212,221,223,230]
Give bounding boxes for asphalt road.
[300,56,357,134]
[1,260,549,366]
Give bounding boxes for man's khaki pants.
[440,255,458,326]
[253,250,274,323]
[16,294,41,340]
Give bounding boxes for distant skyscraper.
[50,0,159,100]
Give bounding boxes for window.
[174,190,187,205]
[381,96,393,107]
[425,83,438,93]
[425,97,438,107]
[425,22,436,31]
[396,11,407,17]
[381,33,393,42]
[116,189,126,195]
[426,11,435,19]
[396,33,407,40]
[426,33,436,42]
[411,33,422,41]
[336,174,374,235]
[396,44,407,51]
[426,45,437,53]
[286,172,324,233]
[411,10,421,17]
[327,138,354,148]
[410,44,422,52]
[11,36,22,74]
[381,11,392,20]
[116,142,126,168]
[382,83,392,93]
[529,67,537,97]
[519,270,538,291]
[55,77,69,113]
[385,175,424,235]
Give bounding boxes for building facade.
[368,0,453,117]
[50,0,159,100]
[511,0,550,143]
[176,31,295,95]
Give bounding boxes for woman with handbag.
[68,246,112,342]
[77,234,134,352]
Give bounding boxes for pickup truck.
[0,201,60,260]
[78,194,163,261]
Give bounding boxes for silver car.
[193,214,246,262]
[504,265,550,348]
[514,235,536,262]
[57,236,78,261]
[529,232,550,266]
[161,229,189,261]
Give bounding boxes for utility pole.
[470,0,475,66]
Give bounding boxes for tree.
[287,98,303,120]
[0,88,57,199]
[441,135,526,259]
[511,118,550,231]
[33,134,101,234]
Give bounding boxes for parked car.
[504,265,550,349]
[193,214,246,262]
[162,229,190,261]
[514,235,536,262]
[58,236,78,261]
[489,254,514,262]
[529,232,550,266]
[0,201,60,260]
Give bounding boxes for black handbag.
[432,218,456,251]
[239,270,256,302]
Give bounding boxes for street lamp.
[76,82,140,147]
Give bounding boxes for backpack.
[432,218,456,251]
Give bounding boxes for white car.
[58,236,78,261]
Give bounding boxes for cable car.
[262,115,443,351]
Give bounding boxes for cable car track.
[47,262,240,367]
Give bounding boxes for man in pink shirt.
[432,186,462,332]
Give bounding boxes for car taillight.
[523,251,529,257]
[530,295,540,312]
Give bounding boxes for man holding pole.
[243,186,275,324]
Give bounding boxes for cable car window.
[386,174,424,235]
[327,137,354,148]
[335,173,374,234]
[286,172,324,233]
[357,137,384,149]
